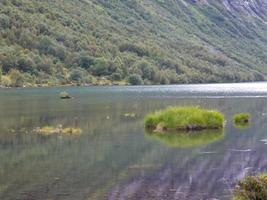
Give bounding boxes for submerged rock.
[59,91,72,99]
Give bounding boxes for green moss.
[144,106,224,132]
[233,174,267,200]
[233,113,251,128]
[145,129,224,148]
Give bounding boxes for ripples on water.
[0,82,267,200]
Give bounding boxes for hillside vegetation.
[0,0,267,87]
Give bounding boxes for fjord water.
[1,83,267,200]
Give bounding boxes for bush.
[111,72,122,81]
[38,36,54,55]
[69,68,93,84]
[1,53,16,73]
[0,14,11,29]
[8,69,24,87]
[69,68,85,82]
[159,73,170,85]
[134,60,156,81]
[1,76,11,87]
[0,66,2,83]
[74,53,95,69]
[233,174,267,200]
[145,106,225,132]
[127,74,143,85]
[90,58,111,76]
[17,55,36,73]
[119,43,149,57]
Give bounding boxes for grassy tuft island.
[233,113,251,126]
[35,125,82,136]
[233,174,267,200]
[145,107,224,132]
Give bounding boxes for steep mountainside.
[0,0,267,86]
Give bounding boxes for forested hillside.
[0,0,267,87]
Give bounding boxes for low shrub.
[127,74,144,85]
[233,174,267,200]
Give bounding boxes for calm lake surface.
[1,83,267,200]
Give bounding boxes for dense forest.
[0,0,267,87]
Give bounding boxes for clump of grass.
[59,91,71,99]
[123,113,136,118]
[37,126,57,135]
[61,128,82,136]
[35,125,82,136]
[233,113,251,128]
[145,129,224,148]
[145,106,224,132]
[233,174,267,200]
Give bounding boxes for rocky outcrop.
[222,0,267,21]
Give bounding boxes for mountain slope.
[0,0,266,86]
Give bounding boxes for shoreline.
[1,81,267,89]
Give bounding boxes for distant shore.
[1,80,266,89]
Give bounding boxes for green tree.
[74,53,95,69]
[111,72,122,81]
[0,14,10,29]
[90,58,111,76]
[127,74,143,85]
[135,60,156,81]
[17,55,36,73]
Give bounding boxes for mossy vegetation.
[145,129,224,148]
[233,113,251,129]
[233,174,267,200]
[145,107,224,132]
[34,125,82,136]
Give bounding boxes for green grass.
[144,106,224,132]
[145,129,224,148]
[233,174,267,200]
[233,113,251,128]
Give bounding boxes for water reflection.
[233,123,251,129]
[0,84,267,200]
[145,129,224,148]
